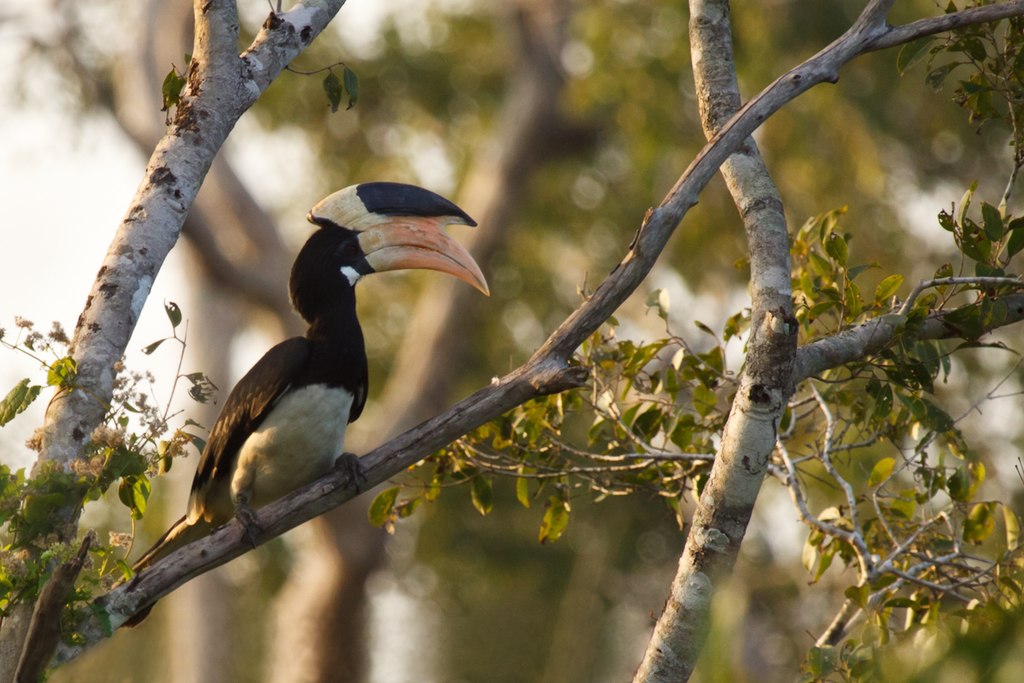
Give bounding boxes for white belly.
[231,385,354,508]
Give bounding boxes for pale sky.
[0,89,183,470]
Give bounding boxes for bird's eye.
[340,242,359,257]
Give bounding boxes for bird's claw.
[335,451,368,492]
[234,500,261,548]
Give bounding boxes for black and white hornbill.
[127,182,487,617]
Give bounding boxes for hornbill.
[126,182,487,622]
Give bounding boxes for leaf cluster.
[782,196,1024,678]
[912,2,1024,157]
[0,305,212,631]
[370,294,740,542]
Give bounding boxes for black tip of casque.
[355,182,477,226]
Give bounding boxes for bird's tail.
[131,515,209,573]
[122,515,210,626]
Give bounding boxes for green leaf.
[1007,220,1024,258]
[981,202,1005,241]
[925,62,957,91]
[470,475,493,516]
[164,301,182,329]
[1003,505,1020,550]
[844,280,862,320]
[937,210,956,232]
[964,502,996,544]
[920,398,954,432]
[323,71,343,113]
[88,600,115,637]
[646,288,670,320]
[870,382,893,419]
[889,490,916,519]
[538,495,570,544]
[812,544,835,582]
[959,218,991,263]
[808,250,833,278]
[342,66,359,109]
[801,536,817,573]
[516,474,532,509]
[874,274,904,305]
[104,446,148,481]
[118,477,151,520]
[693,384,716,417]
[805,646,836,677]
[943,303,986,340]
[948,467,971,502]
[957,181,978,226]
[896,37,934,75]
[844,583,869,608]
[396,496,422,519]
[847,263,879,281]
[368,487,400,527]
[46,357,77,390]
[0,379,42,427]
[693,320,717,339]
[22,492,65,525]
[868,457,895,487]
[824,233,848,266]
[160,66,187,112]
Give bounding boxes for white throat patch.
[340,265,362,286]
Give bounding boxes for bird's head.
[291,182,489,322]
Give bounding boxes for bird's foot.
[233,498,261,548]
[335,451,368,492]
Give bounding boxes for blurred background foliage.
[3,0,1023,681]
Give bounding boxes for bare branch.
[897,277,1024,316]
[15,533,94,682]
[869,0,1024,52]
[794,292,1024,383]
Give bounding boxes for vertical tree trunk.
[633,0,797,680]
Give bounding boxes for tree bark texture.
[633,1,796,678]
[3,2,349,678]
[632,1,1024,681]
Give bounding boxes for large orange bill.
[358,216,489,295]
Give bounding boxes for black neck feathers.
[290,226,366,325]
[289,226,369,395]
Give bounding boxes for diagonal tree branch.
[40,0,1024,671]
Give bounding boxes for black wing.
[186,337,310,524]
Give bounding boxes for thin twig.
[896,276,1024,316]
